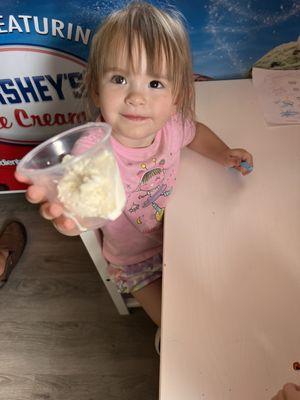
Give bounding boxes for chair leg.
[80,230,130,315]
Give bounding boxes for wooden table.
[160,79,300,400]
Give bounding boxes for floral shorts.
[107,254,162,294]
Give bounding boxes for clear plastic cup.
[17,122,126,231]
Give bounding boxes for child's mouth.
[122,114,149,121]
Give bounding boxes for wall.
[0,0,299,190]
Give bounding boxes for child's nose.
[125,90,146,106]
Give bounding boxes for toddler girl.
[16,1,253,333]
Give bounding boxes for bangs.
[103,31,172,81]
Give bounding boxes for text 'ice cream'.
[57,150,125,220]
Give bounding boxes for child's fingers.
[241,167,252,176]
[39,202,64,220]
[26,185,48,204]
[271,383,300,400]
[232,165,248,176]
[39,204,80,236]
[283,382,300,394]
[230,149,254,168]
[15,171,50,204]
[14,171,31,184]
[271,389,286,400]
[20,174,80,236]
[232,163,252,176]
[242,151,253,167]
[270,390,283,400]
[239,161,253,175]
[52,215,80,236]
[227,155,241,168]
[58,216,77,231]
[228,149,253,175]
[233,165,243,174]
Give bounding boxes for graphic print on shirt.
[127,157,173,226]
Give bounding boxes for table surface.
[160,79,300,400]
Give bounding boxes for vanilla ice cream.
[57,150,125,220]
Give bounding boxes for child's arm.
[187,122,253,175]
[271,383,300,400]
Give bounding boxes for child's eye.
[149,80,164,89]
[111,75,126,84]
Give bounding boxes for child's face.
[93,45,177,148]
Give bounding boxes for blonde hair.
[85,1,195,120]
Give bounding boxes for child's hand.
[271,383,300,400]
[15,172,81,236]
[221,148,253,176]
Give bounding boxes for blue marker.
[240,161,253,172]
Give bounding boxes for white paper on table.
[252,67,300,126]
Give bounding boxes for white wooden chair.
[80,230,140,315]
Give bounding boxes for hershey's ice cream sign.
[0,14,91,144]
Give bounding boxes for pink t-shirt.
[75,114,195,265]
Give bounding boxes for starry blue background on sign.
[1,0,299,79]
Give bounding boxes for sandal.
[0,221,27,288]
